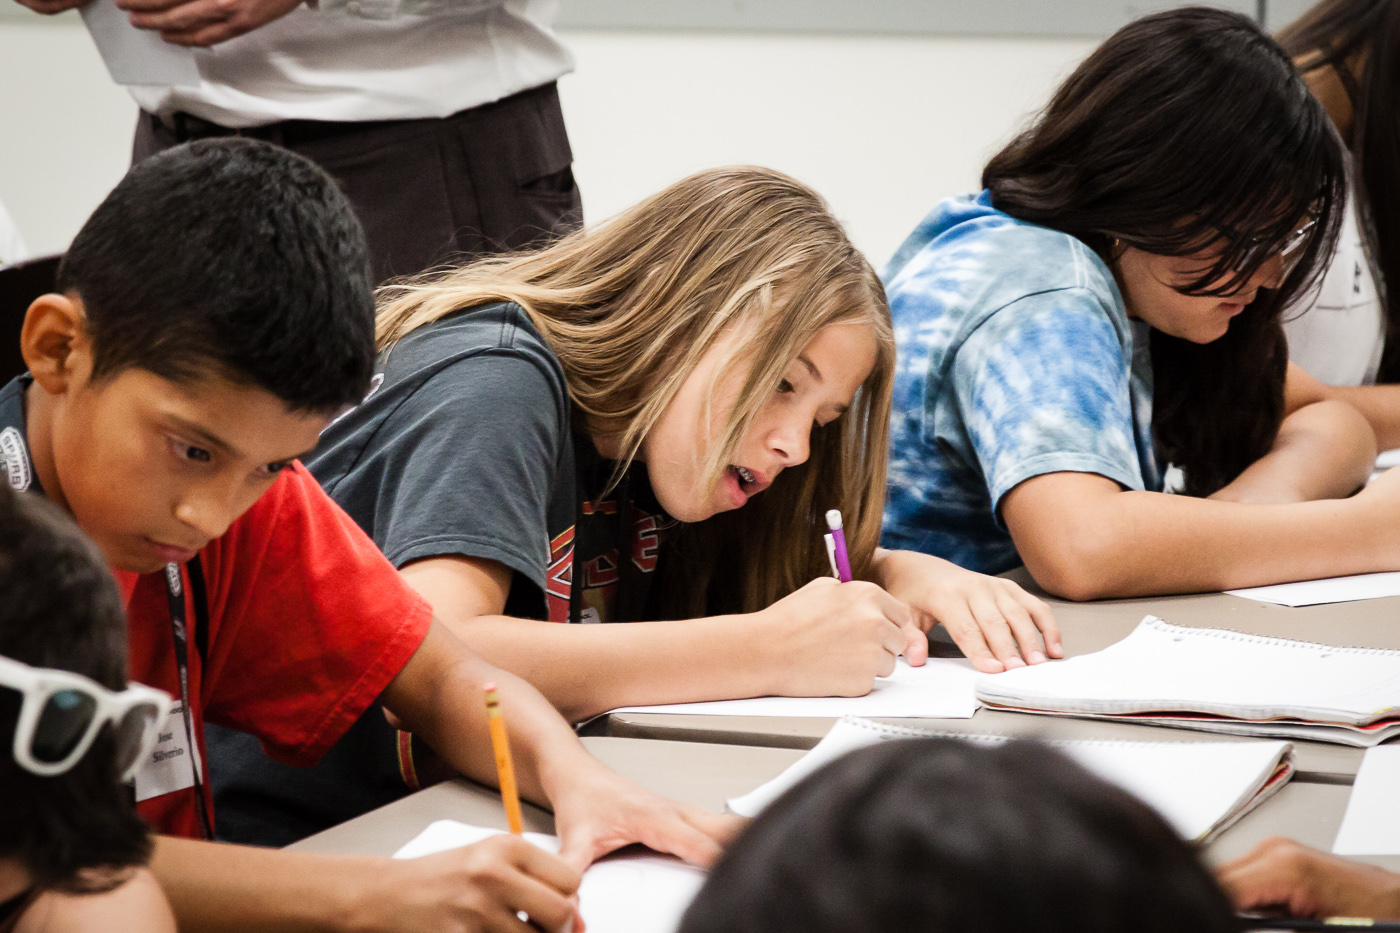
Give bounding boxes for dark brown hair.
[1281,0,1400,381]
[984,7,1346,495]
[680,738,1237,933]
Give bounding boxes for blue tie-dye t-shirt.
[880,191,1162,574]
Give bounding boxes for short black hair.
[0,487,151,893]
[680,737,1237,933]
[56,138,375,413]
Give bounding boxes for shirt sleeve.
[951,287,1146,519]
[199,465,434,767]
[348,351,568,589]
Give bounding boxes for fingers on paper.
[937,600,1002,673]
[993,588,1050,664]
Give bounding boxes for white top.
[1282,177,1385,386]
[0,199,28,268]
[128,0,573,128]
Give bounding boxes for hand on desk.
[1219,837,1400,922]
[10,0,86,16]
[872,547,1061,673]
[548,761,744,872]
[115,0,302,47]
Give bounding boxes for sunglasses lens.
[32,689,97,763]
[115,703,161,774]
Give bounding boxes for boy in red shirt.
[1,138,733,932]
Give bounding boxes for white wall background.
[0,19,1092,268]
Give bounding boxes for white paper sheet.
[613,657,978,718]
[1333,746,1400,854]
[79,0,200,87]
[1226,572,1400,607]
[728,717,1292,843]
[395,821,706,933]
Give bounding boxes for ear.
[21,293,92,397]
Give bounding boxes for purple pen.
[825,509,852,582]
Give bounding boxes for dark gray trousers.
[133,81,583,283]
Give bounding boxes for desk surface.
[289,736,1400,873]
[604,578,1400,779]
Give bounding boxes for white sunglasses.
[0,655,173,781]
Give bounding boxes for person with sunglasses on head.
[0,485,176,933]
[881,6,1400,600]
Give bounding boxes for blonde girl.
[205,167,1058,846]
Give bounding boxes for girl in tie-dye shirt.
[884,8,1400,598]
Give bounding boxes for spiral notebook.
[975,616,1400,747]
[727,717,1294,844]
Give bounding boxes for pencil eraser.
[825,509,843,530]
[483,682,497,693]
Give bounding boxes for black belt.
[155,79,559,148]
[160,111,361,148]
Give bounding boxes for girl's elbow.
[1018,534,1122,602]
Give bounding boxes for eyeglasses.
[1277,215,1318,273]
[0,655,173,782]
[1233,211,1321,277]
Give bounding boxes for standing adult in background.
[10,0,582,282]
[1279,0,1400,447]
[0,200,26,267]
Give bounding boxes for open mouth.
[729,465,768,496]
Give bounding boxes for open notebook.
[728,716,1293,845]
[976,616,1400,747]
[395,821,705,933]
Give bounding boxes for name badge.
[134,702,203,803]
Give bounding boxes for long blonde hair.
[376,166,894,614]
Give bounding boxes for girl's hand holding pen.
[755,577,927,698]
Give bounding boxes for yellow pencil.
[484,683,524,834]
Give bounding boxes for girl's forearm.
[1211,399,1375,504]
[1005,474,1397,601]
[441,613,781,722]
[1329,384,1400,452]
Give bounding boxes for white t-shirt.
[128,0,573,128]
[0,199,28,267]
[1283,179,1385,386]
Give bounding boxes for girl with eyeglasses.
[883,7,1400,599]
[0,486,176,932]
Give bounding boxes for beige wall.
[0,19,1092,266]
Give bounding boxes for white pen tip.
[825,509,843,530]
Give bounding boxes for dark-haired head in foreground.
[21,139,376,574]
[984,6,1346,495]
[680,737,1236,933]
[0,485,150,893]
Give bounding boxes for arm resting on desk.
[1220,837,1400,922]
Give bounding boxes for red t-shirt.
[113,463,433,839]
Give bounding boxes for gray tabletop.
[288,736,1400,873]
[601,573,1400,781]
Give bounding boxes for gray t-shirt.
[310,300,576,618]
